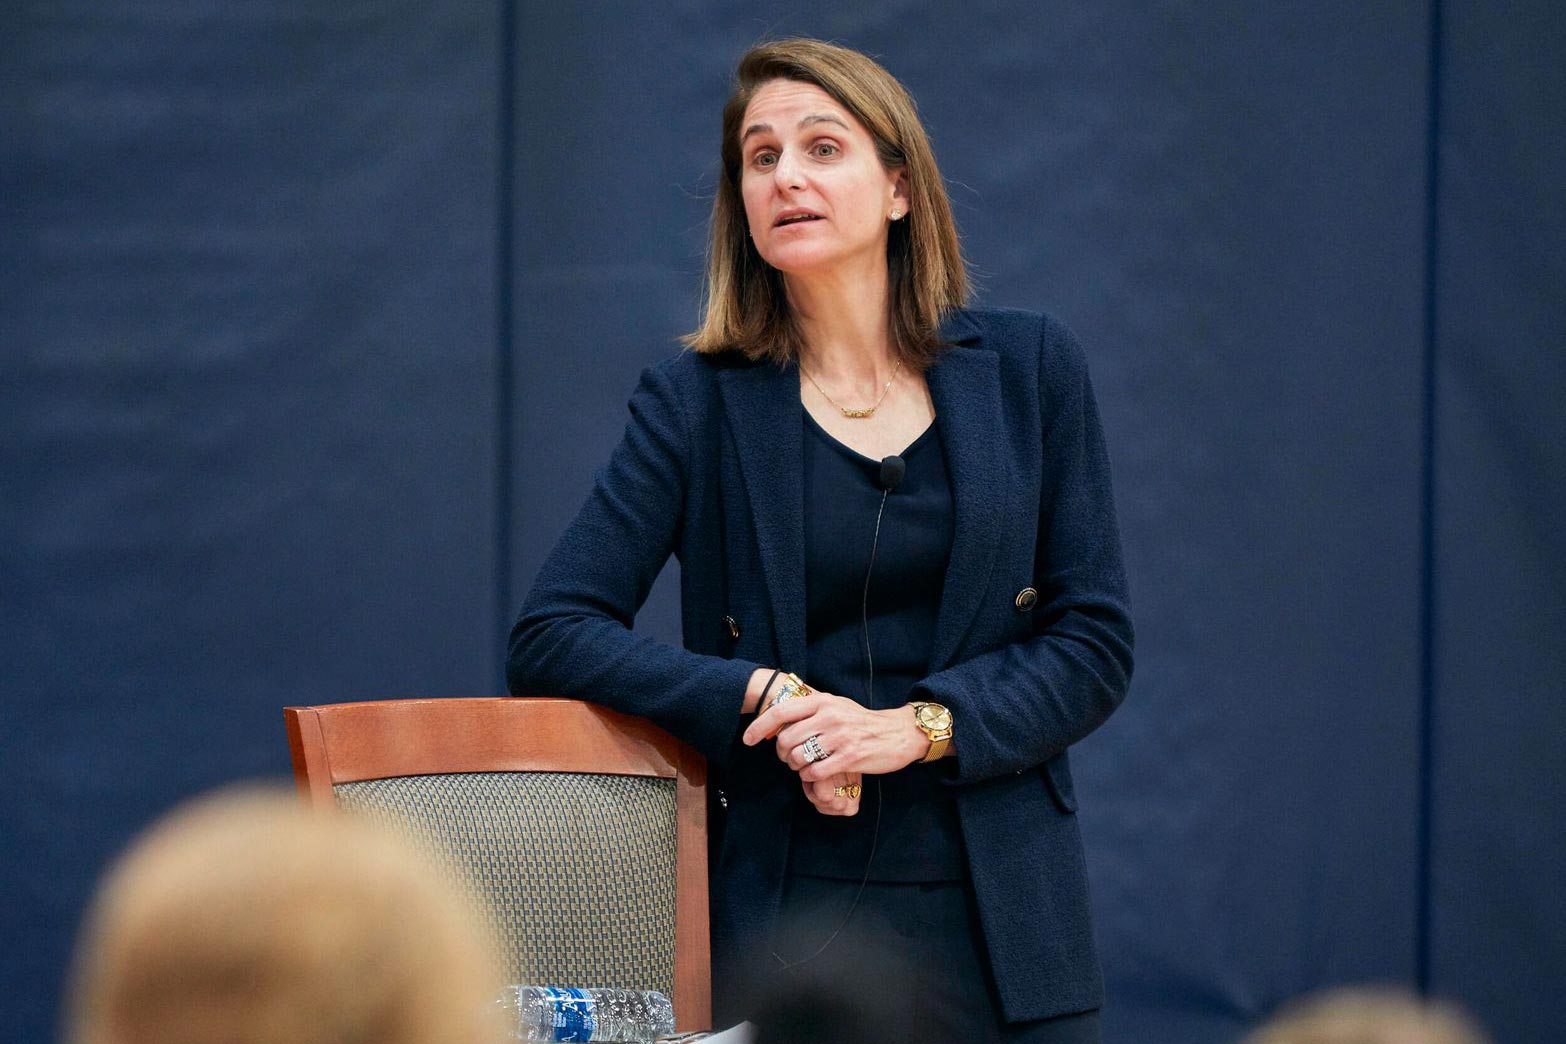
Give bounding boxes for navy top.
[787,409,967,881]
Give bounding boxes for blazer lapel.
[719,361,807,670]
[926,343,1005,673]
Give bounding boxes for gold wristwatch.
[910,701,954,762]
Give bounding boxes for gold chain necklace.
[801,358,903,419]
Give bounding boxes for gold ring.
[767,672,814,710]
[833,783,862,800]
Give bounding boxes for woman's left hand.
[741,690,928,781]
[802,771,863,816]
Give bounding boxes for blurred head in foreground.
[66,786,504,1044]
[1243,987,1491,1044]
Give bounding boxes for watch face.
[917,704,952,731]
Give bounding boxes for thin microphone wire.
[771,485,890,971]
[861,490,889,704]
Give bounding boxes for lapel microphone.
[878,454,906,492]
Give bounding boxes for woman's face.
[738,79,906,280]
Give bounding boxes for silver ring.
[802,735,830,763]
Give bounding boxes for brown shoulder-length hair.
[683,38,968,369]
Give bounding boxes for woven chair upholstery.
[283,698,711,1032]
[334,770,678,996]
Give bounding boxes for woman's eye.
[752,152,776,168]
[813,142,838,158]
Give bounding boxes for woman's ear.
[890,169,911,218]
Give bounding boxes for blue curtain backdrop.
[3,3,1561,1043]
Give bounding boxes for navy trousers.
[756,873,1102,1044]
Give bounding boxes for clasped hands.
[741,683,928,817]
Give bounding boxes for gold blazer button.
[1014,587,1039,612]
[723,614,741,640]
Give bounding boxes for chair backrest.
[283,697,710,1032]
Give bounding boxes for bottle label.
[542,986,596,1042]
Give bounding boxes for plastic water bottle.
[499,985,676,1042]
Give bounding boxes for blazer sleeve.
[910,316,1134,784]
[506,361,761,767]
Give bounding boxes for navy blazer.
[508,306,1134,1024]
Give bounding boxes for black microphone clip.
[878,454,906,492]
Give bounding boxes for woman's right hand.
[802,771,862,816]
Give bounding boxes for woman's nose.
[772,148,807,189]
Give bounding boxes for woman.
[508,38,1133,1042]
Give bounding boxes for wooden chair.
[284,697,710,1033]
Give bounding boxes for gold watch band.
[911,701,954,763]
